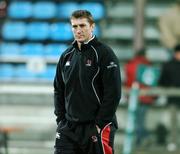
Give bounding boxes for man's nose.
[76,28,82,33]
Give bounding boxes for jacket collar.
[72,35,98,50]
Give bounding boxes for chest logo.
[65,61,70,66]
[85,59,92,67]
[91,135,98,142]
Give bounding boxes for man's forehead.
[71,18,89,25]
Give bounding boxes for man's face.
[71,17,94,43]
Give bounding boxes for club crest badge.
[91,135,98,142]
[86,59,92,66]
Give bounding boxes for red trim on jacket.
[101,125,112,154]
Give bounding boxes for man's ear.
[91,23,95,31]
[93,23,95,29]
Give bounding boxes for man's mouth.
[76,34,84,38]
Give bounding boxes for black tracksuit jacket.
[54,36,121,129]
[159,58,180,106]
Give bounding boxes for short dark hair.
[70,10,95,25]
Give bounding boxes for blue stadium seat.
[15,64,36,80]
[0,43,21,57]
[58,2,79,19]
[94,25,101,36]
[145,26,160,40]
[0,64,14,79]
[33,2,56,19]
[102,24,134,39]
[2,22,26,40]
[80,2,105,20]
[41,65,56,81]
[107,2,134,19]
[21,43,44,56]
[113,46,134,60]
[26,22,49,40]
[44,44,67,57]
[146,46,171,62]
[50,23,73,41]
[146,4,168,19]
[8,1,32,19]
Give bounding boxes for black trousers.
[54,120,116,154]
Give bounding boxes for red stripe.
[101,125,112,154]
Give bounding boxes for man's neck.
[77,35,94,50]
[78,42,82,50]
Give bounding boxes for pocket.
[90,123,100,136]
[88,124,103,154]
[56,119,67,132]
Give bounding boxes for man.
[158,0,180,50]
[159,44,180,151]
[53,10,121,154]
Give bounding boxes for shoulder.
[99,41,113,52]
[92,41,119,68]
[93,40,116,58]
[57,45,74,65]
[61,45,75,59]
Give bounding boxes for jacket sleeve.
[54,56,65,125]
[95,47,121,128]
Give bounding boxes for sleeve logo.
[107,61,117,69]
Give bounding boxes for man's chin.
[77,39,85,43]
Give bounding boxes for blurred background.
[0,0,180,154]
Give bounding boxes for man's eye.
[80,25,85,28]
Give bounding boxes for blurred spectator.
[0,0,7,18]
[158,44,180,151]
[124,48,154,146]
[158,0,180,51]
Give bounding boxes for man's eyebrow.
[72,23,86,27]
[79,24,86,26]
